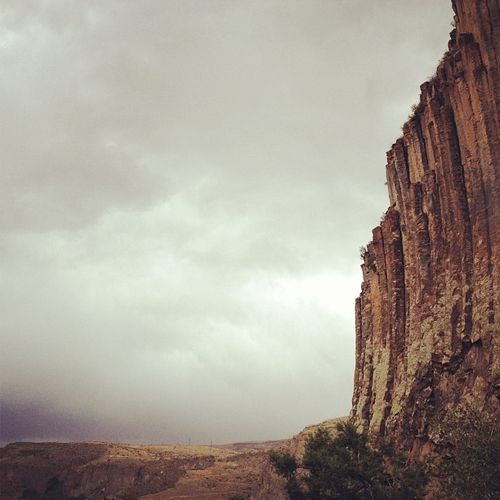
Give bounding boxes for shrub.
[270,450,298,479]
[432,405,500,499]
[270,421,426,499]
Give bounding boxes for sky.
[0,0,452,445]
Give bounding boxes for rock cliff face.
[0,441,279,500]
[351,0,499,455]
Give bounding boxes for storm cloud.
[1,0,452,445]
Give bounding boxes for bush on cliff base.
[432,405,500,499]
[270,421,426,500]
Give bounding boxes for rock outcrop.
[351,0,499,455]
[0,441,279,500]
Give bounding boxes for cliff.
[351,0,499,455]
[0,441,280,499]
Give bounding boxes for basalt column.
[351,0,499,454]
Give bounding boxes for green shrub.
[270,421,427,500]
[270,450,298,479]
[432,405,500,499]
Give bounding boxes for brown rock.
[0,441,279,500]
[351,0,499,456]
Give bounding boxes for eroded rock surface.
[0,440,283,500]
[351,0,499,455]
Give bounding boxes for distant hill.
[0,420,344,499]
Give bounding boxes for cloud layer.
[0,0,452,444]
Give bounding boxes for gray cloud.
[0,0,452,444]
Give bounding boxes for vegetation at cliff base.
[432,405,500,499]
[270,421,426,500]
[271,407,500,500]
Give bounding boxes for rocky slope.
[0,440,283,500]
[351,0,499,455]
[0,421,344,500]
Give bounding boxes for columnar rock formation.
[351,0,499,455]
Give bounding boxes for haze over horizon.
[1,0,452,445]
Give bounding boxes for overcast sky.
[0,0,452,445]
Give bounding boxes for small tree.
[270,450,298,479]
[270,421,426,499]
[432,405,500,499]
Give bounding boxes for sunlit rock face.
[351,0,499,456]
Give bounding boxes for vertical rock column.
[351,0,499,454]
